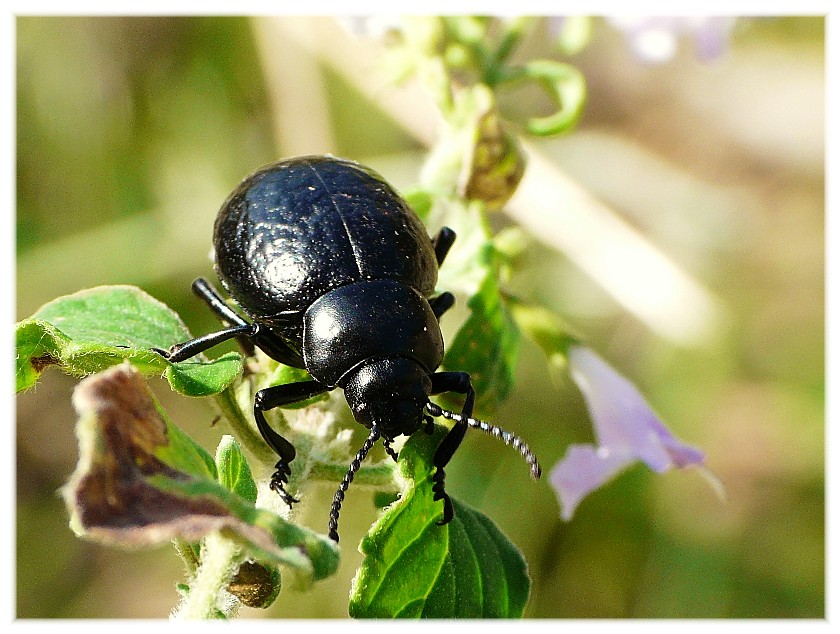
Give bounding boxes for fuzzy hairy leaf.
[443,273,520,413]
[216,435,258,505]
[15,285,242,396]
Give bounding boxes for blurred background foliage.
[15,16,823,618]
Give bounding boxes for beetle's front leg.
[429,371,475,525]
[254,380,330,506]
[152,324,255,362]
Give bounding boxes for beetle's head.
[342,357,432,439]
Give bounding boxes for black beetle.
[154,155,541,542]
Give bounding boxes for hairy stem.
[308,461,399,489]
[173,532,242,620]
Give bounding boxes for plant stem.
[308,461,398,488]
[173,532,241,619]
[212,385,274,462]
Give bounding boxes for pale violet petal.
[552,345,707,519]
[568,346,677,471]
[550,444,634,521]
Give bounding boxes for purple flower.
[551,345,709,520]
[606,16,737,63]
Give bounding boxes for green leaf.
[443,273,520,413]
[64,363,339,582]
[165,353,244,397]
[216,435,258,504]
[349,427,530,618]
[15,285,242,396]
[32,285,184,344]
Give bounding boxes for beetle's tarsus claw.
[435,493,454,526]
[269,462,299,506]
[150,346,171,359]
[430,466,454,525]
[270,481,299,506]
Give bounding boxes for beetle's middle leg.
[432,226,456,266]
[429,292,455,320]
[254,380,330,505]
[428,371,475,526]
[429,227,456,321]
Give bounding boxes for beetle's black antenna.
[328,427,381,542]
[426,402,542,479]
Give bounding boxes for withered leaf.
[64,363,339,580]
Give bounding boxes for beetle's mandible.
[153,155,541,542]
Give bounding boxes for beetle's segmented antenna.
[426,402,542,479]
[328,427,381,542]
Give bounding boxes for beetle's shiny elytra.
[154,155,541,542]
